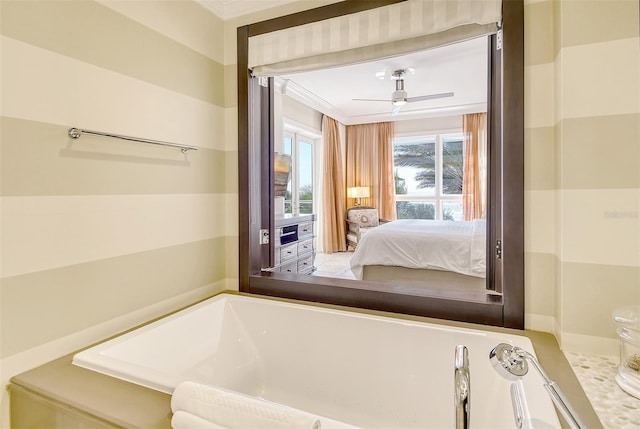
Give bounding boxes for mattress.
[350,219,486,279]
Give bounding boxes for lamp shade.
[347,186,370,199]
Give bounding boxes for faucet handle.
[454,345,470,429]
[455,344,469,372]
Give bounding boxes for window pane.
[394,137,436,196]
[442,136,463,195]
[298,141,313,214]
[283,136,293,214]
[283,136,292,156]
[442,201,463,221]
[396,201,436,220]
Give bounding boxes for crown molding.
[275,77,486,126]
[275,77,351,125]
[347,102,488,124]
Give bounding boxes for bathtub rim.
[72,292,560,428]
[10,292,604,429]
[72,292,526,398]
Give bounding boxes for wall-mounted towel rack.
[68,128,198,154]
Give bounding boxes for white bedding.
[350,219,486,279]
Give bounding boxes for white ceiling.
[196,1,488,124]
[278,36,489,125]
[196,0,301,20]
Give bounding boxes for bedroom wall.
[283,96,324,131]
[394,115,463,134]
[0,0,235,424]
[525,0,639,353]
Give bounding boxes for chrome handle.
[454,345,470,429]
[544,381,586,429]
[510,383,524,429]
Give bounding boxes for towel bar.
[68,127,198,154]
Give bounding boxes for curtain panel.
[462,112,487,220]
[346,122,396,220]
[249,0,501,76]
[376,122,397,221]
[321,115,347,253]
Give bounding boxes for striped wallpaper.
[0,1,238,421]
[524,0,639,354]
[1,0,637,424]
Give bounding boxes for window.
[283,130,316,214]
[239,0,525,328]
[394,133,464,221]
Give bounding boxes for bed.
[350,219,487,292]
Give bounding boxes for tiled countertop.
[566,352,640,429]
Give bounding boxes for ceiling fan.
[353,69,454,115]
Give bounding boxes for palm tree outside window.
[393,133,464,221]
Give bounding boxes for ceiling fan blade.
[406,92,454,103]
[352,98,391,102]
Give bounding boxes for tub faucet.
[489,343,586,429]
[454,345,470,429]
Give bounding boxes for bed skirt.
[362,265,489,294]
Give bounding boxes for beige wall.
[395,115,463,134]
[525,0,640,353]
[283,96,324,131]
[1,0,637,425]
[0,1,237,425]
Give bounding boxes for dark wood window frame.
[237,0,524,328]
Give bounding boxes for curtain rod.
[68,128,198,154]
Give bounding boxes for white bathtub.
[73,293,561,428]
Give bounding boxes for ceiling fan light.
[391,89,408,106]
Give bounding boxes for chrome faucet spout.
[454,345,470,429]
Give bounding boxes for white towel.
[172,411,227,429]
[171,381,321,429]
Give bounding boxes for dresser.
[274,214,315,274]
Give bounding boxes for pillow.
[349,209,378,227]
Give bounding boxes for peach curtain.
[376,122,397,220]
[462,112,487,220]
[321,116,347,253]
[346,124,374,208]
[346,122,396,220]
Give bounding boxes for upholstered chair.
[346,207,385,249]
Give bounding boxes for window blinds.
[249,0,502,76]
